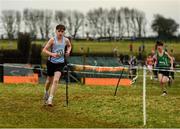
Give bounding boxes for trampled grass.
[0,78,180,128]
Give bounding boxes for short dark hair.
[156,40,164,46]
[56,24,66,31]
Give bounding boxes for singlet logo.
[159,61,166,65]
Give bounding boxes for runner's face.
[157,45,163,52]
[56,29,65,37]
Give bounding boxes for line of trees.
[0,7,179,40]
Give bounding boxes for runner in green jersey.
[154,41,173,96]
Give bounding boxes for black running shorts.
[158,67,170,77]
[46,60,65,76]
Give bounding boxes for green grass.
[0,78,180,128]
[0,40,17,49]
[2,40,180,62]
[1,39,180,62]
[47,40,180,55]
[1,40,180,55]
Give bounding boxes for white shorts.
[147,65,153,71]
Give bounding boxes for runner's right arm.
[42,38,59,58]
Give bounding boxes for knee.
[46,80,51,85]
[160,80,163,85]
[53,80,59,85]
[161,78,168,84]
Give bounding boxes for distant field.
[0,76,180,128]
[1,39,180,54]
[0,40,17,49]
[1,39,180,60]
[35,40,180,55]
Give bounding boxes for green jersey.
[157,51,170,68]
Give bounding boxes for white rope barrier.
[1,63,180,72]
[1,63,180,78]
[143,66,146,126]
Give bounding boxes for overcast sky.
[0,0,180,35]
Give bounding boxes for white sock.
[48,95,53,101]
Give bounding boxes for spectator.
[128,55,137,80]
[141,42,145,52]
[129,43,133,52]
[146,54,154,80]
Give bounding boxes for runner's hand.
[65,51,70,57]
[51,53,59,58]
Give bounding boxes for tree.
[135,10,146,38]
[44,10,53,39]
[116,8,125,38]
[54,10,66,25]
[37,10,45,40]
[87,8,107,37]
[1,10,21,39]
[107,8,116,37]
[151,14,179,38]
[16,11,21,34]
[87,10,98,37]
[65,10,84,38]
[123,7,131,37]
[23,9,40,39]
[36,9,52,40]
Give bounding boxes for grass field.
[0,39,180,127]
[1,40,180,55]
[71,41,180,56]
[2,39,180,63]
[0,40,17,49]
[0,77,180,128]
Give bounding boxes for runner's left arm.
[165,52,174,70]
[65,38,72,57]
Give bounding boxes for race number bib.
[56,49,64,56]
